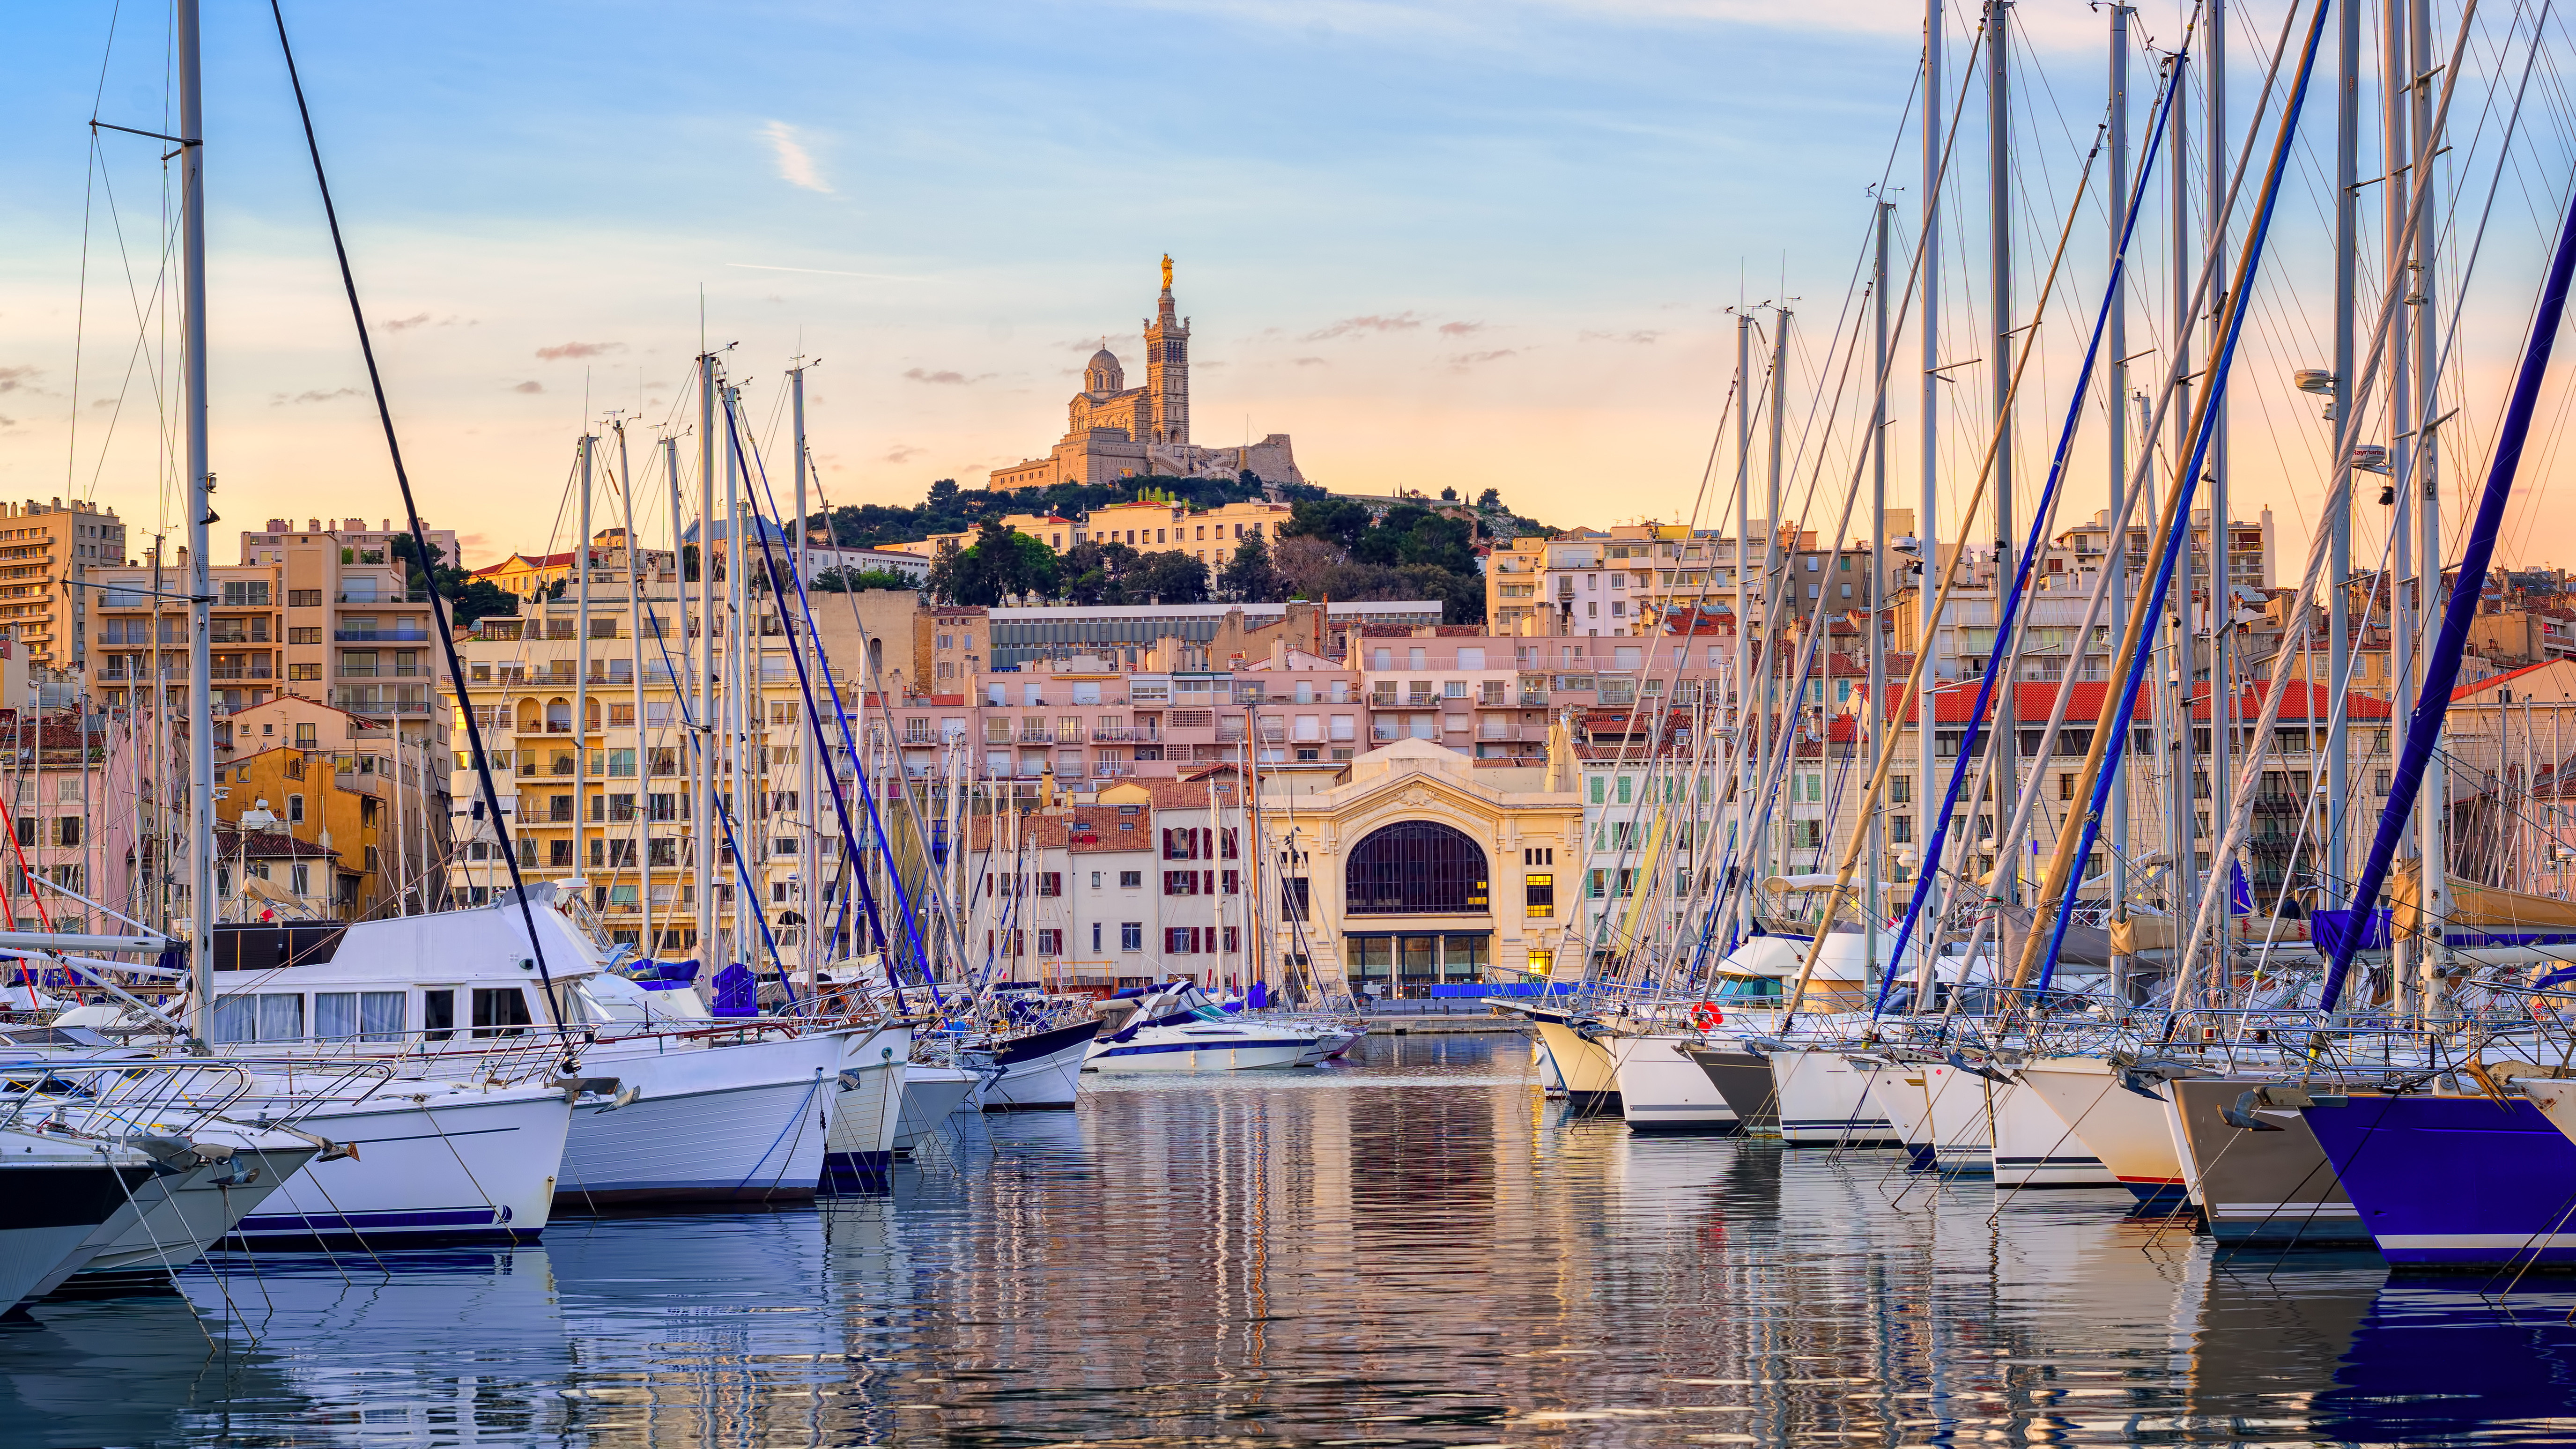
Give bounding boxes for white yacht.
[1086,983,1321,1072]
[102,889,891,1207]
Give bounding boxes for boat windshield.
[554,891,615,956]
[1707,976,1784,1002]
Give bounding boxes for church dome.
[1084,347,1125,394]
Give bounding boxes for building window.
[1120,922,1143,952]
[1345,821,1488,915]
[1526,948,1554,976]
[287,794,304,823]
[288,589,323,608]
[1037,928,1062,955]
[1524,873,1554,918]
[1118,870,1142,888]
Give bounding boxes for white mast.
[2168,45,2197,926]
[2207,0,2234,937]
[1732,312,1754,945]
[2384,0,2415,997]
[2106,2,2132,997]
[792,361,818,993]
[575,432,594,909]
[178,0,215,1033]
[2411,0,2448,1006]
[696,357,718,965]
[1986,0,2017,902]
[616,423,651,958]
[1869,198,1891,979]
[1916,0,1942,976]
[2328,0,2359,910]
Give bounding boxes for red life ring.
[1690,1002,1723,1031]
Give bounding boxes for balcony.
[208,665,277,681]
[337,665,429,679]
[332,688,431,716]
[335,628,431,643]
[1091,725,1158,743]
[338,590,433,604]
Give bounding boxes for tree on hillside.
[1281,497,1375,553]
[392,535,519,625]
[1130,550,1214,606]
[925,519,1061,606]
[1218,530,1281,602]
[811,567,918,593]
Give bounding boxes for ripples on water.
[8,1033,2575,1447]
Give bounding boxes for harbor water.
[11,1034,2575,1448]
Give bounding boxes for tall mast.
[2328,0,2359,908]
[178,0,215,1034]
[575,432,594,909]
[2411,0,2447,1003]
[696,357,718,964]
[724,384,745,970]
[1917,0,1942,970]
[2384,0,2415,998]
[1733,312,1753,945]
[1869,199,1891,980]
[1986,0,2017,902]
[2206,0,2233,935]
[2168,46,2198,926]
[661,435,689,958]
[616,423,651,958]
[792,361,819,995]
[2105,3,2132,998]
[1764,306,1788,886]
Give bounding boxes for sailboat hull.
[2018,1056,2194,1205]
[1771,1047,1900,1145]
[1685,1047,1779,1135]
[229,1086,573,1250]
[557,1032,849,1206]
[824,1042,911,1191]
[2164,1076,2368,1244]
[2305,1094,2576,1269]
[1857,1059,1936,1170]
[980,1020,1100,1110]
[892,1065,978,1155]
[1525,1018,1621,1105]
[1610,1034,1739,1132]
[43,1143,319,1296]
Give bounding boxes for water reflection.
[9,1032,2575,1444]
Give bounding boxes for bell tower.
[1143,254,1190,448]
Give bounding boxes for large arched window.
[1346,821,1488,915]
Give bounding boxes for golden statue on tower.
[1161,253,1173,292]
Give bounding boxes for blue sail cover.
[709,962,759,1016]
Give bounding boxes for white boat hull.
[1526,1018,1620,1100]
[230,1084,574,1249]
[1771,1047,1899,1145]
[1089,1031,1313,1072]
[1988,1073,2118,1188]
[893,1065,977,1155]
[824,1032,912,1190]
[1608,1033,1739,1132]
[980,1020,1100,1110]
[1857,1058,1936,1170]
[558,1031,850,1206]
[0,1153,149,1310]
[1920,1061,1995,1175]
[2017,1056,2192,1203]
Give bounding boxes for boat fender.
[2220,1090,2287,1131]
[1690,1003,1724,1031]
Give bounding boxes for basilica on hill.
[986,257,1306,492]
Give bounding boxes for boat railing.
[0,1057,268,1139]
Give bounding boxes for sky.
[3,1,2573,580]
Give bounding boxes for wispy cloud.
[0,366,37,394]
[1304,312,1422,341]
[903,368,992,385]
[377,313,432,332]
[884,444,926,464]
[1580,328,1663,344]
[535,341,622,361]
[763,121,832,193]
[1448,348,1518,371]
[1438,320,1486,337]
[510,380,545,394]
[272,387,359,406]
[1292,356,1330,367]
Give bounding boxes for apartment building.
[0,497,129,671]
[242,517,460,574]
[443,590,822,957]
[1488,518,1906,641]
[986,599,1439,672]
[0,712,141,933]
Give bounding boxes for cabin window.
[209,991,305,1043]
[315,991,406,1041]
[472,987,533,1038]
[423,988,457,1042]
